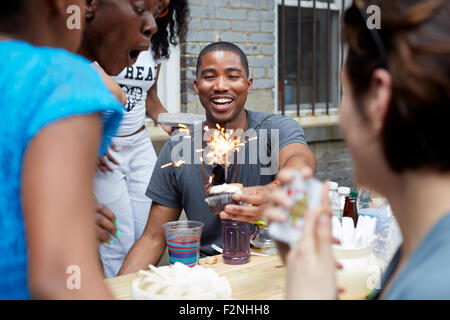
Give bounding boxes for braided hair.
[151,0,189,61]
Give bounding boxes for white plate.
[158,113,206,127]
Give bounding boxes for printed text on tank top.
[112,50,160,136]
[120,64,158,112]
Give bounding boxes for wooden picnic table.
[105,253,286,300]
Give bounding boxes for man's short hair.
[196,42,249,78]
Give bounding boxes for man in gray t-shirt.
[118,42,315,274]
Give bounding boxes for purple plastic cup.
[221,219,250,265]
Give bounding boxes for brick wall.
[181,0,276,114]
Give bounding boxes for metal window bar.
[296,0,301,117]
[312,0,316,116]
[279,0,342,117]
[281,0,286,115]
[326,0,331,115]
[340,0,345,101]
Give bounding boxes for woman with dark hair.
[78,0,165,248]
[94,0,189,278]
[265,0,450,299]
[0,0,162,299]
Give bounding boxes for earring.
[157,7,169,19]
[86,11,94,20]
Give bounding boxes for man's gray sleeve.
[269,115,307,150]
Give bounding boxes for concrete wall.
[181,0,276,114]
[302,119,355,189]
[309,140,355,190]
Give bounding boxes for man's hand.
[263,167,313,224]
[219,185,271,223]
[160,123,173,136]
[221,167,314,223]
[97,144,119,172]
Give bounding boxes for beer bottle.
[343,195,358,227]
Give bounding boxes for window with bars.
[277,0,344,116]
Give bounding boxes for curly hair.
[151,0,189,61]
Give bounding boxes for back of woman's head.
[342,0,450,173]
[151,0,189,61]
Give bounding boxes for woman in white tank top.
[94,0,189,278]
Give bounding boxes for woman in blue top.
[0,0,160,299]
[265,0,450,299]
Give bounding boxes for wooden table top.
[105,253,286,300]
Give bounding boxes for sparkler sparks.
[204,127,241,167]
[175,123,190,135]
[174,160,186,167]
[160,160,186,169]
[204,125,244,182]
[160,162,173,169]
[160,124,259,179]
[204,173,216,193]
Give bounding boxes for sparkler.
[160,160,185,169]
[204,124,242,183]
[160,123,258,186]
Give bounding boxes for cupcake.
[204,183,243,214]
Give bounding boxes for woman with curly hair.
[94,0,189,278]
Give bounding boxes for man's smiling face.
[194,50,253,126]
